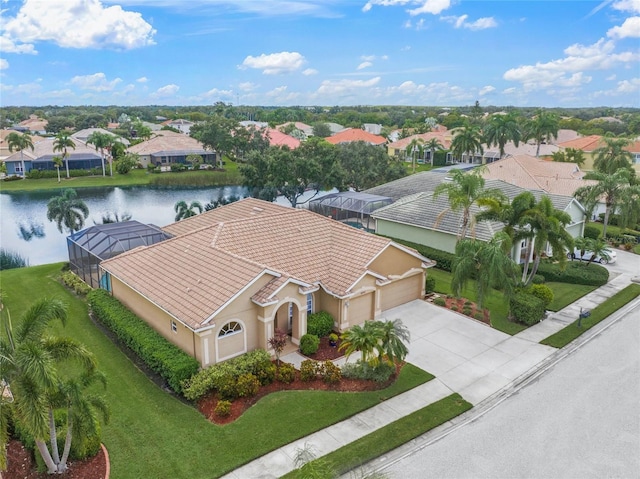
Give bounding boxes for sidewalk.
[221,272,636,479]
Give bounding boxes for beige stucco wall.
[376,219,457,254]
[369,244,424,276]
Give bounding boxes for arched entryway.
[274,300,302,344]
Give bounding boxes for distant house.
[262,128,301,149]
[363,123,383,135]
[72,128,130,146]
[387,131,453,164]
[98,198,433,367]
[161,119,195,134]
[18,115,48,135]
[275,122,313,140]
[126,130,216,168]
[558,135,640,174]
[0,130,44,160]
[325,128,387,146]
[3,137,102,177]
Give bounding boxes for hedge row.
[535,261,609,286]
[379,235,455,272]
[510,292,546,326]
[87,289,199,395]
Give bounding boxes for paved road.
[382,309,640,479]
[603,248,640,278]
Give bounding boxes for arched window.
[218,321,242,337]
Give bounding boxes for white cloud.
[2,0,155,50]
[615,77,640,93]
[0,35,37,54]
[612,0,640,14]
[503,87,517,95]
[240,51,305,74]
[302,68,318,76]
[479,85,496,96]
[607,16,640,39]
[362,0,451,15]
[136,76,148,83]
[265,85,300,102]
[606,74,617,80]
[70,73,122,91]
[0,59,8,70]
[202,87,233,98]
[238,82,258,91]
[441,14,497,30]
[151,84,180,98]
[316,77,381,96]
[357,61,373,70]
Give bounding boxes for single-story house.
[18,115,48,135]
[0,130,44,160]
[126,130,216,168]
[387,131,453,164]
[262,128,301,149]
[558,134,640,174]
[275,122,314,139]
[98,198,434,367]
[71,128,130,146]
[161,119,195,134]
[325,128,387,146]
[3,137,102,177]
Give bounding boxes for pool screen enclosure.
[308,191,393,231]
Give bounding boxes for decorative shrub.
[528,284,554,308]
[214,400,232,417]
[510,292,545,326]
[329,333,339,344]
[254,359,276,386]
[535,261,609,286]
[215,374,238,400]
[88,289,199,396]
[235,373,260,398]
[583,224,600,240]
[531,274,546,284]
[462,307,472,315]
[321,361,342,384]
[425,275,436,293]
[450,305,459,312]
[300,359,319,381]
[433,297,446,306]
[464,300,472,307]
[474,312,485,321]
[341,360,394,383]
[60,271,91,295]
[276,363,296,384]
[300,334,320,355]
[307,311,334,337]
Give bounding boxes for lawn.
[0,263,433,479]
[427,268,525,335]
[546,282,598,312]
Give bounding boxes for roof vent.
[252,207,264,213]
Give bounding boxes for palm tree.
[53,131,76,179]
[405,137,424,173]
[583,238,611,267]
[86,132,114,177]
[0,298,97,474]
[450,123,483,164]
[483,113,521,158]
[174,200,203,221]
[592,135,633,174]
[338,321,380,364]
[46,188,90,233]
[524,110,559,157]
[424,137,443,166]
[6,132,34,178]
[520,196,573,285]
[374,319,410,366]
[574,169,635,239]
[433,169,507,241]
[52,155,63,183]
[552,148,586,167]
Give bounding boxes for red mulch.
[427,295,491,325]
[198,339,402,425]
[4,440,107,479]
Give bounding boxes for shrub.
[87,289,199,395]
[583,224,600,240]
[60,271,91,295]
[463,300,472,307]
[235,373,260,398]
[341,360,394,383]
[322,361,342,384]
[531,274,546,284]
[181,348,271,401]
[510,292,545,326]
[433,297,446,307]
[254,359,276,386]
[474,312,484,321]
[276,362,296,384]
[214,400,232,417]
[450,305,459,312]
[462,307,472,315]
[307,311,334,337]
[300,359,319,381]
[0,248,29,270]
[215,374,238,400]
[535,261,609,286]
[300,334,320,355]
[528,284,554,308]
[425,275,436,293]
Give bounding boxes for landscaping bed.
[425,294,490,325]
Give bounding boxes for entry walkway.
[221,272,636,479]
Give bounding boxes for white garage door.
[380,275,423,312]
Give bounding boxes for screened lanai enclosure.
[308,191,393,232]
[67,221,172,289]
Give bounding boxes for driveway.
[379,300,557,405]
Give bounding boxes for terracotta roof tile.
[325,128,387,145]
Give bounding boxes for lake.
[1,185,334,267]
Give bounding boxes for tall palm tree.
[174,200,203,221]
[524,110,559,157]
[433,169,507,241]
[374,319,410,366]
[53,131,76,179]
[86,132,114,177]
[0,299,97,474]
[52,155,63,183]
[592,135,633,174]
[46,188,90,233]
[450,123,483,164]
[6,132,34,178]
[520,196,573,285]
[405,137,424,173]
[424,137,443,166]
[574,168,635,238]
[483,113,521,158]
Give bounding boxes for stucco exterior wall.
[376,219,457,254]
[369,244,424,275]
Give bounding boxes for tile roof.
[387,131,454,151]
[263,128,301,149]
[325,128,387,145]
[3,137,100,162]
[102,198,426,330]
[557,135,602,151]
[126,130,209,156]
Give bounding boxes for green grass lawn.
[540,283,640,348]
[427,268,525,335]
[0,263,433,479]
[586,221,640,239]
[546,282,598,312]
[405,163,434,174]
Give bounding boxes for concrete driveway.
[379,300,557,405]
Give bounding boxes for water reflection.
[18,221,46,241]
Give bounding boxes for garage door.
[347,292,374,327]
[380,275,423,311]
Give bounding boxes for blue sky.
[1,0,639,107]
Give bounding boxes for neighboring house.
[557,135,640,174]
[161,118,195,134]
[363,123,383,135]
[18,115,48,135]
[3,137,102,177]
[240,120,269,129]
[325,122,346,135]
[0,130,44,160]
[275,122,314,139]
[98,198,433,367]
[367,171,586,262]
[72,128,130,146]
[126,130,216,168]
[262,128,301,149]
[387,131,453,163]
[325,128,387,146]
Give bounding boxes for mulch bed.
[426,295,491,325]
[4,440,108,479]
